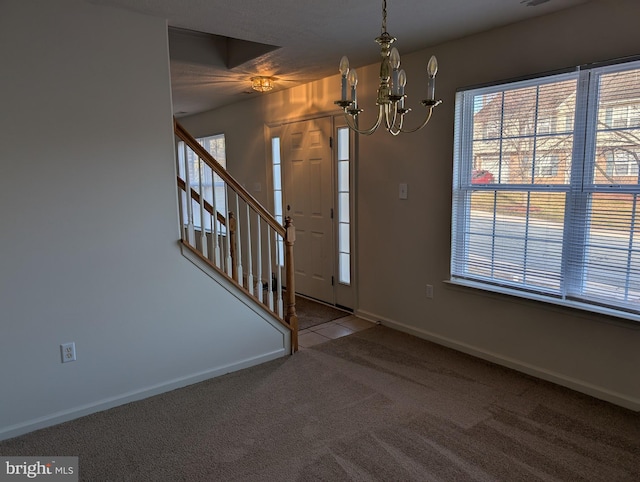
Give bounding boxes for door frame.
[265,113,357,310]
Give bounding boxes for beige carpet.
[1,326,638,481]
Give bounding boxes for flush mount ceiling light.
[335,0,441,136]
[251,76,275,92]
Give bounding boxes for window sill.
[445,278,640,329]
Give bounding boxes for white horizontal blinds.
[453,58,640,318]
[569,63,640,311]
[452,73,579,295]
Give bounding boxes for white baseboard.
[0,348,286,442]
[356,309,640,412]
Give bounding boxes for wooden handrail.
[174,119,285,237]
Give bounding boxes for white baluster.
[246,204,254,295]
[224,183,232,277]
[208,210,215,262]
[198,158,208,258]
[267,225,273,311]
[177,187,185,238]
[211,173,221,268]
[256,216,263,303]
[206,165,215,260]
[235,192,243,285]
[176,144,186,239]
[183,143,195,245]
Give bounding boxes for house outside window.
[534,155,560,177]
[605,150,640,177]
[452,59,640,321]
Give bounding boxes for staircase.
[174,119,299,352]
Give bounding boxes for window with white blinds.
[451,59,640,321]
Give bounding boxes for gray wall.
[182,0,640,410]
[0,0,287,440]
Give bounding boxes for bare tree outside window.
[452,60,640,319]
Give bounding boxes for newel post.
[284,217,298,353]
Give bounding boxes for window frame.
[451,59,640,323]
[336,126,352,286]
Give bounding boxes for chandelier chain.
[381,0,387,34]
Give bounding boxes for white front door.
[281,117,334,303]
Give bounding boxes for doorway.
[272,116,355,310]
[281,117,334,303]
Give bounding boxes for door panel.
[282,118,334,303]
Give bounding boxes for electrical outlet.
[426,284,434,299]
[60,342,76,363]
[399,183,408,200]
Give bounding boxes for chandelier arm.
[386,108,406,136]
[394,106,406,132]
[343,106,384,136]
[383,103,401,131]
[388,107,404,136]
[388,125,402,136]
[394,111,405,132]
[398,107,434,134]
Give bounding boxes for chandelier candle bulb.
[339,56,350,101]
[348,69,358,109]
[390,47,401,96]
[398,69,407,108]
[427,55,438,101]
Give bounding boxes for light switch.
[399,183,408,200]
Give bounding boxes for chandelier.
[335,0,441,136]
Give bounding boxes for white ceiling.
[89,0,590,116]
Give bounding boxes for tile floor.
[298,315,377,348]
